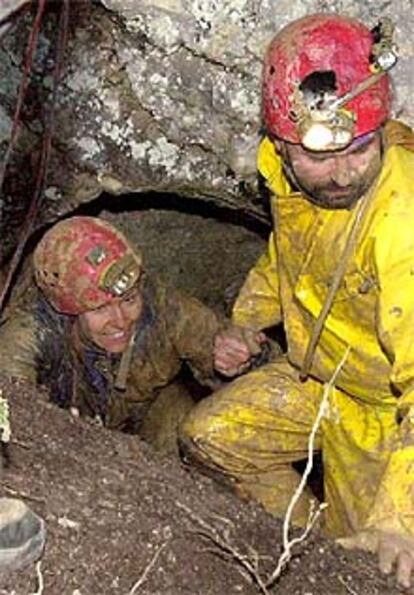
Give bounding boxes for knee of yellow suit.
[178,397,227,474]
[178,400,252,501]
[178,402,207,458]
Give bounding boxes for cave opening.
[3,190,270,404]
[25,191,270,317]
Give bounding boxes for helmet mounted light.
[34,217,142,315]
[100,253,140,297]
[284,18,398,151]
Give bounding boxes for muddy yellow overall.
[182,122,414,538]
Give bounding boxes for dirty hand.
[213,326,267,377]
[337,530,414,589]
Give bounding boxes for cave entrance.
[6,191,269,402]
[67,191,269,316]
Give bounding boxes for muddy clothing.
[182,121,414,538]
[0,273,222,443]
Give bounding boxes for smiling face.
[276,131,383,210]
[77,285,143,354]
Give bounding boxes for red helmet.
[262,14,392,144]
[33,216,142,315]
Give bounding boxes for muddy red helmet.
[33,216,142,315]
[262,14,393,146]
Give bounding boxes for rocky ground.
[0,376,408,595]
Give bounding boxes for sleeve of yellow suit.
[366,205,414,537]
[232,232,282,331]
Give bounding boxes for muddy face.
[278,131,383,209]
[77,286,142,353]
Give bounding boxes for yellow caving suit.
[182,121,414,538]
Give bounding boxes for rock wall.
[0,0,413,301]
[1,1,413,227]
[51,0,414,211]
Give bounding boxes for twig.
[31,561,44,595]
[176,501,270,595]
[127,539,170,594]
[338,575,359,595]
[10,438,31,449]
[2,485,45,504]
[176,348,350,594]
[266,346,350,587]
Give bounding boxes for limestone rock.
[0,0,412,267]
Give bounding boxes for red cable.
[0,0,47,190]
[0,0,70,313]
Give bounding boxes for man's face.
[78,286,142,354]
[277,131,383,209]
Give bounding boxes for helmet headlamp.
[289,18,398,152]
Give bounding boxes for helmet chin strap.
[114,329,136,391]
[280,157,301,194]
[280,155,324,206]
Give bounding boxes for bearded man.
[181,14,414,588]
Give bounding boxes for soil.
[0,376,408,595]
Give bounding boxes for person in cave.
[0,215,269,455]
[180,13,414,588]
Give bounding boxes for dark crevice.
[72,191,271,238]
[13,189,272,258]
[4,189,270,312]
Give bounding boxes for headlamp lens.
[299,110,355,151]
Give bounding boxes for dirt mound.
[0,377,402,594]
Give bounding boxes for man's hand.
[338,530,414,589]
[213,326,267,377]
